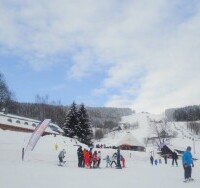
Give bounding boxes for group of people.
[58,145,195,182]
[77,146,126,169]
[150,150,178,166]
[58,146,125,169]
[104,152,125,168]
[150,155,159,165]
[149,146,195,182]
[77,146,101,168]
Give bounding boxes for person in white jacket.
[58,149,66,165]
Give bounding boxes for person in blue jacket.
[182,146,194,182]
[116,149,122,169]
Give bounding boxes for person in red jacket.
[92,151,98,168]
[121,155,125,168]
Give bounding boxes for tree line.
[165,105,200,136]
[173,105,200,121]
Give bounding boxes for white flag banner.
[25,119,51,153]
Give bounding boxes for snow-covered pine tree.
[63,101,79,138]
[77,104,93,146]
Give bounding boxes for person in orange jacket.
[84,150,90,168]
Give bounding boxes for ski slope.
[1,125,200,188]
[94,112,164,147]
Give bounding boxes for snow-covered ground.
[1,122,200,188]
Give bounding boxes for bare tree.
[0,72,14,111]
[149,119,171,146]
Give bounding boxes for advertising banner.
[25,119,51,152]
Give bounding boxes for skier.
[116,149,122,169]
[82,149,87,167]
[89,148,93,168]
[110,153,117,167]
[77,146,83,167]
[164,154,167,164]
[58,149,66,166]
[158,157,162,164]
[84,149,90,168]
[54,143,58,150]
[97,151,101,168]
[92,151,98,168]
[103,155,111,167]
[150,155,154,165]
[121,155,125,168]
[155,159,158,166]
[171,150,178,166]
[182,146,194,182]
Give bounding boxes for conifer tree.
[77,104,93,146]
[63,101,79,138]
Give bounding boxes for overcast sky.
[0,0,200,114]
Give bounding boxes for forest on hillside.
[165,105,200,136]
[165,105,200,122]
[7,101,133,129]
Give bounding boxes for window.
[32,123,36,127]
[7,119,12,123]
[16,120,20,124]
[24,122,28,125]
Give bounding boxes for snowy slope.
[0,129,200,188]
[94,112,164,147]
[166,122,200,157]
[1,111,200,188]
[94,112,200,159]
[121,112,164,141]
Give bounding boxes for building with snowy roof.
[117,132,146,151]
[0,112,64,136]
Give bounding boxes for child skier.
[155,159,158,166]
[110,153,117,167]
[121,155,125,168]
[103,155,111,167]
[58,149,66,166]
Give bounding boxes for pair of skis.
[58,161,66,167]
[183,178,194,183]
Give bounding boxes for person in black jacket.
[150,155,154,165]
[172,151,178,166]
[164,154,168,164]
[77,146,83,167]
